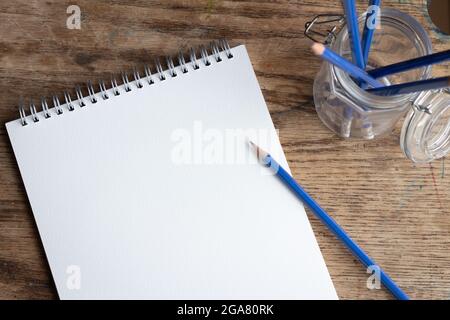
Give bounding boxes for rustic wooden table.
[0,0,449,300]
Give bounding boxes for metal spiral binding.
[210,41,222,62]
[189,48,200,70]
[29,100,39,122]
[133,68,143,89]
[19,99,27,126]
[64,91,75,111]
[166,57,177,77]
[41,97,51,118]
[144,64,154,85]
[75,86,86,107]
[17,40,233,126]
[111,77,120,96]
[87,81,97,103]
[154,59,166,81]
[99,80,109,99]
[178,51,188,73]
[219,39,233,58]
[53,95,63,115]
[200,45,211,66]
[120,72,130,92]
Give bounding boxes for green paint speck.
[206,0,215,14]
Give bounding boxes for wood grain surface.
[0,0,449,300]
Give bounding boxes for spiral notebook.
[6,42,337,299]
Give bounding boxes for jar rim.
[331,8,433,110]
[400,90,450,162]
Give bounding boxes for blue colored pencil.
[312,43,383,88]
[249,141,410,300]
[361,0,381,67]
[368,50,450,79]
[367,76,450,96]
[343,0,365,69]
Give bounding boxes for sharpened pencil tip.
[311,43,325,56]
[248,140,269,163]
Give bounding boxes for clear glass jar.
[313,8,450,163]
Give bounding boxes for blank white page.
[6,45,337,299]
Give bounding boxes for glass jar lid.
[400,90,450,163]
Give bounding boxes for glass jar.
[313,8,450,163]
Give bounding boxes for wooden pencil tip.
[248,140,269,162]
[311,43,325,56]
